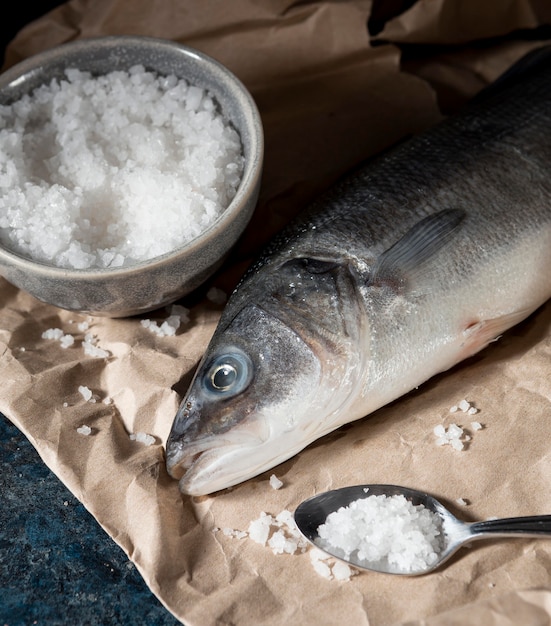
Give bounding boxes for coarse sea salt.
[219,508,357,581]
[78,385,94,402]
[76,425,92,436]
[129,432,156,446]
[269,474,283,490]
[0,65,244,269]
[316,494,444,574]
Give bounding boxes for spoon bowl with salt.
[294,484,551,575]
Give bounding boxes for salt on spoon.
[294,484,551,575]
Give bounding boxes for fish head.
[166,298,357,496]
[166,303,326,495]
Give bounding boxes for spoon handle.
[470,515,551,538]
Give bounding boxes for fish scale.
[166,46,551,496]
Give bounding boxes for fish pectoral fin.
[459,308,535,359]
[370,209,466,292]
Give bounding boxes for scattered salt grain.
[309,547,356,581]
[0,66,244,269]
[59,334,75,349]
[316,494,443,574]
[42,327,75,348]
[310,553,333,579]
[456,498,468,506]
[433,423,466,450]
[471,421,483,431]
[78,385,93,402]
[222,528,248,539]
[129,432,156,446]
[141,314,181,337]
[331,559,356,582]
[458,399,471,412]
[169,304,190,324]
[76,425,92,436]
[248,512,275,546]
[82,332,110,358]
[269,474,283,490]
[42,328,64,341]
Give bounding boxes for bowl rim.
[0,35,264,279]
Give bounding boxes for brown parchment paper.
[3,2,551,625]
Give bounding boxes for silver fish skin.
[166,48,551,496]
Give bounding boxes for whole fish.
[166,47,551,496]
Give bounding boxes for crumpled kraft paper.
[2,1,551,625]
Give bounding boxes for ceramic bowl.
[0,36,263,317]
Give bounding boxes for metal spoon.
[294,484,551,575]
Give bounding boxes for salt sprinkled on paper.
[82,332,110,358]
[42,327,74,349]
[0,66,244,269]
[433,423,467,450]
[78,385,94,402]
[269,474,283,490]
[219,507,357,581]
[129,432,156,446]
[435,401,485,450]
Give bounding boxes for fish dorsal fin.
[473,45,551,103]
[370,209,465,291]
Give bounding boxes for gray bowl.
[0,36,263,317]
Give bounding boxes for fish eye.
[203,351,253,397]
[211,364,237,391]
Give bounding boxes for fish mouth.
[165,416,275,495]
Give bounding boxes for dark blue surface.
[0,413,183,625]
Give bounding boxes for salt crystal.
[458,399,471,412]
[0,66,244,269]
[222,528,247,539]
[467,407,478,415]
[82,334,110,358]
[42,328,64,340]
[78,385,93,402]
[331,559,356,581]
[456,498,468,506]
[59,335,75,348]
[169,304,190,323]
[129,432,156,446]
[76,425,92,436]
[450,438,465,451]
[269,474,283,490]
[42,327,75,348]
[141,314,181,337]
[248,513,274,546]
[471,421,483,431]
[310,550,333,580]
[317,494,443,574]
